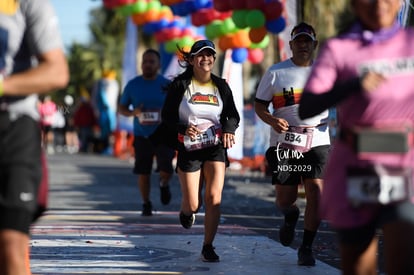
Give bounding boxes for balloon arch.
[103,0,286,64]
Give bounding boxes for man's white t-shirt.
[256,58,330,147]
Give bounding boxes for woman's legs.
[202,161,225,245]
[177,168,202,215]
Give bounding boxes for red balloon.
[155,31,168,43]
[213,0,232,12]
[216,11,232,21]
[246,0,265,10]
[230,0,247,10]
[180,28,195,37]
[104,0,136,8]
[158,27,181,41]
[191,8,215,27]
[248,48,264,64]
[262,0,283,21]
[169,27,182,38]
[249,27,267,43]
[191,13,204,27]
[160,0,182,4]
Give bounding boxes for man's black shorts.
[0,114,42,234]
[133,136,175,175]
[265,144,330,185]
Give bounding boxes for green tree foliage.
[303,0,348,43]
[60,7,127,102]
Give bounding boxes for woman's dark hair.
[176,45,192,70]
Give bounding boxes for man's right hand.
[272,118,289,133]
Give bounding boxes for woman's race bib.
[347,164,412,206]
[183,126,222,151]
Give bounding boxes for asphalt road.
[31,152,385,274]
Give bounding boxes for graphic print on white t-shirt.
[179,79,223,130]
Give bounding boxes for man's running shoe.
[142,201,152,216]
[179,211,195,229]
[160,185,171,205]
[201,244,220,262]
[279,206,300,246]
[298,245,316,266]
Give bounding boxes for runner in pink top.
[299,0,414,274]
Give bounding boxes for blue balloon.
[143,19,170,34]
[265,16,286,34]
[194,0,213,9]
[142,22,157,34]
[232,48,248,63]
[170,1,197,16]
[170,2,189,16]
[168,19,184,29]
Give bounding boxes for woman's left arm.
[220,81,240,134]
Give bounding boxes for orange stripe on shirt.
[272,90,303,108]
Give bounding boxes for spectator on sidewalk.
[63,94,79,154]
[73,96,97,153]
[91,70,119,155]
[51,103,66,153]
[38,95,57,154]
[119,49,175,216]
[0,0,69,274]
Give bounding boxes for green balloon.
[165,39,178,53]
[250,34,270,49]
[246,10,266,28]
[205,20,223,40]
[177,36,194,49]
[116,4,133,17]
[220,18,237,34]
[232,10,248,29]
[132,0,147,14]
[147,0,161,11]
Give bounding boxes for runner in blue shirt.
[119,49,175,216]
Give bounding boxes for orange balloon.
[232,30,251,48]
[249,26,267,43]
[158,7,173,21]
[218,35,233,51]
[144,9,159,22]
[131,12,147,25]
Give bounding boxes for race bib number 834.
[277,126,313,153]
